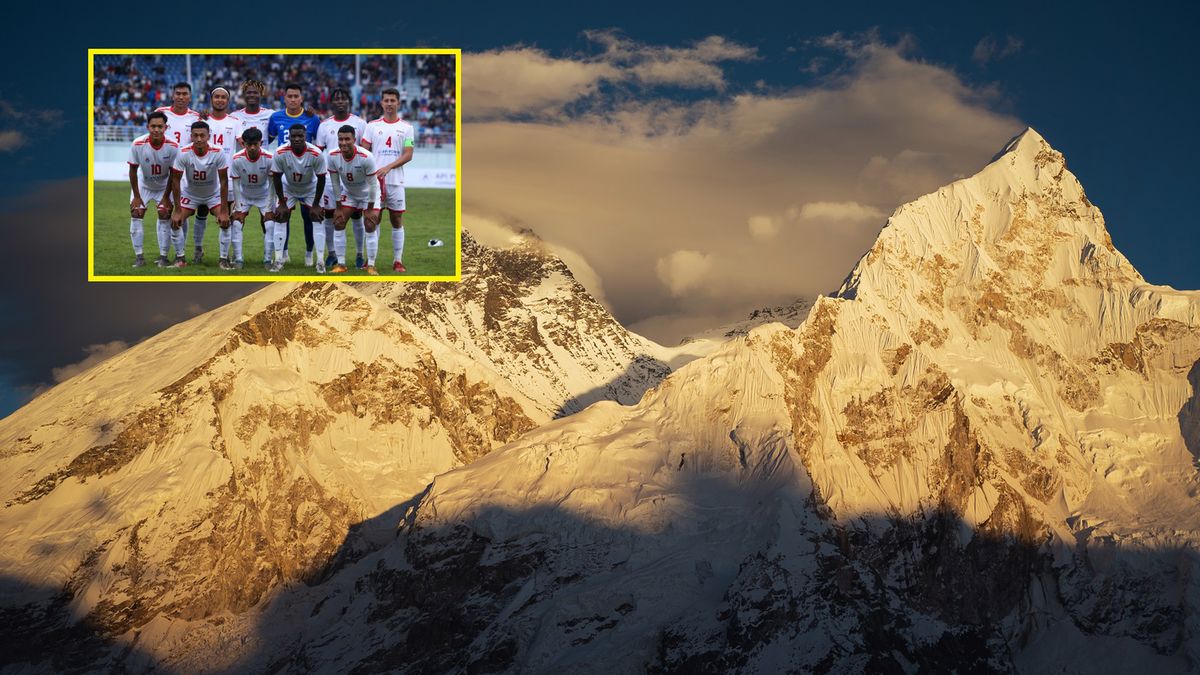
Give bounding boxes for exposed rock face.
[5,129,1200,673]
[361,232,677,417]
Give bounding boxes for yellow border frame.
[88,48,462,283]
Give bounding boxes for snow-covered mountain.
[0,237,689,671]
[5,128,1200,673]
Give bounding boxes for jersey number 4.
[385,136,393,148]
[193,170,207,181]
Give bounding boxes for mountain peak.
[837,128,1142,309]
[992,126,1048,162]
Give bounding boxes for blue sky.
[0,1,1196,416]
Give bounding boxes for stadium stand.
[94,54,455,147]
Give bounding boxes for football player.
[169,121,230,266]
[126,111,179,267]
[326,125,380,274]
[361,87,414,274]
[315,88,367,268]
[267,84,321,265]
[269,124,326,272]
[226,127,276,270]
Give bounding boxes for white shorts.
[319,182,338,208]
[380,184,406,212]
[131,184,168,207]
[235,195,273,215]
[279,192,316,209]
[179,188,223,210]
[337,191,380,211]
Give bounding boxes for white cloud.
[465,33,757,120]
[0,131,25,152]
[656,250,714,296]
[51,341,130,383]
[748,214,780,240]
[797,201,885,223]
[973,35,1023,66]
[465,48,619,118]
[463,33,1024,343]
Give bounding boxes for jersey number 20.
[193,170,207,181]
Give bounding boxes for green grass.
[92,181,457,278]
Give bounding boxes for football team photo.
[89,50,460,281]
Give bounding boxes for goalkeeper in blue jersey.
[267,83,322,265]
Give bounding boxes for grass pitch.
[91,181,456,278]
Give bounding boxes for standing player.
[197,87,241,264]
[315,88,367,269]
[155,82,201,257]
[126,111,179,267]
[225,127,275,270]
[361,87,414,274]
[155,82,200,147]
[326,125,380,275]
[231,80,276,264]
[270,125,326,272]
[169,121,230,266]
[267,83,322,265]
[231,80,274,145]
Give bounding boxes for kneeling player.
[170,121,230,266]
[269,124,326,272]
[326,125,380,274]
[127,111,179,267]
[226,127,275,270]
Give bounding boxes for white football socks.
[218,226,230,258]
[157,219,170,256]
[324,217,335,254]
[172,224,185,258]
[193,216,207,249]
[366,229,379,266]
[232,221,244,262]
[334,229,347,265]
[392,226,404,262]
[313,222,326,261]
[273,221,287,262]
[263,218,275,260]
[352,217,365,255]
[130,218,144,255]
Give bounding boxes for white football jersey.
[327,146,378,202]
[127,134,180,190]
[172,145,229,200]
[315,114,367,151]
[362,117,415,187]
[204,113,241,166]
[230,149,274,201]
[155,106,201,147]
[271,142,327,195]
[231,107,275,146]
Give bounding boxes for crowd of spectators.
[94,54,456,146]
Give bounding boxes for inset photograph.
[89,50,460,281]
